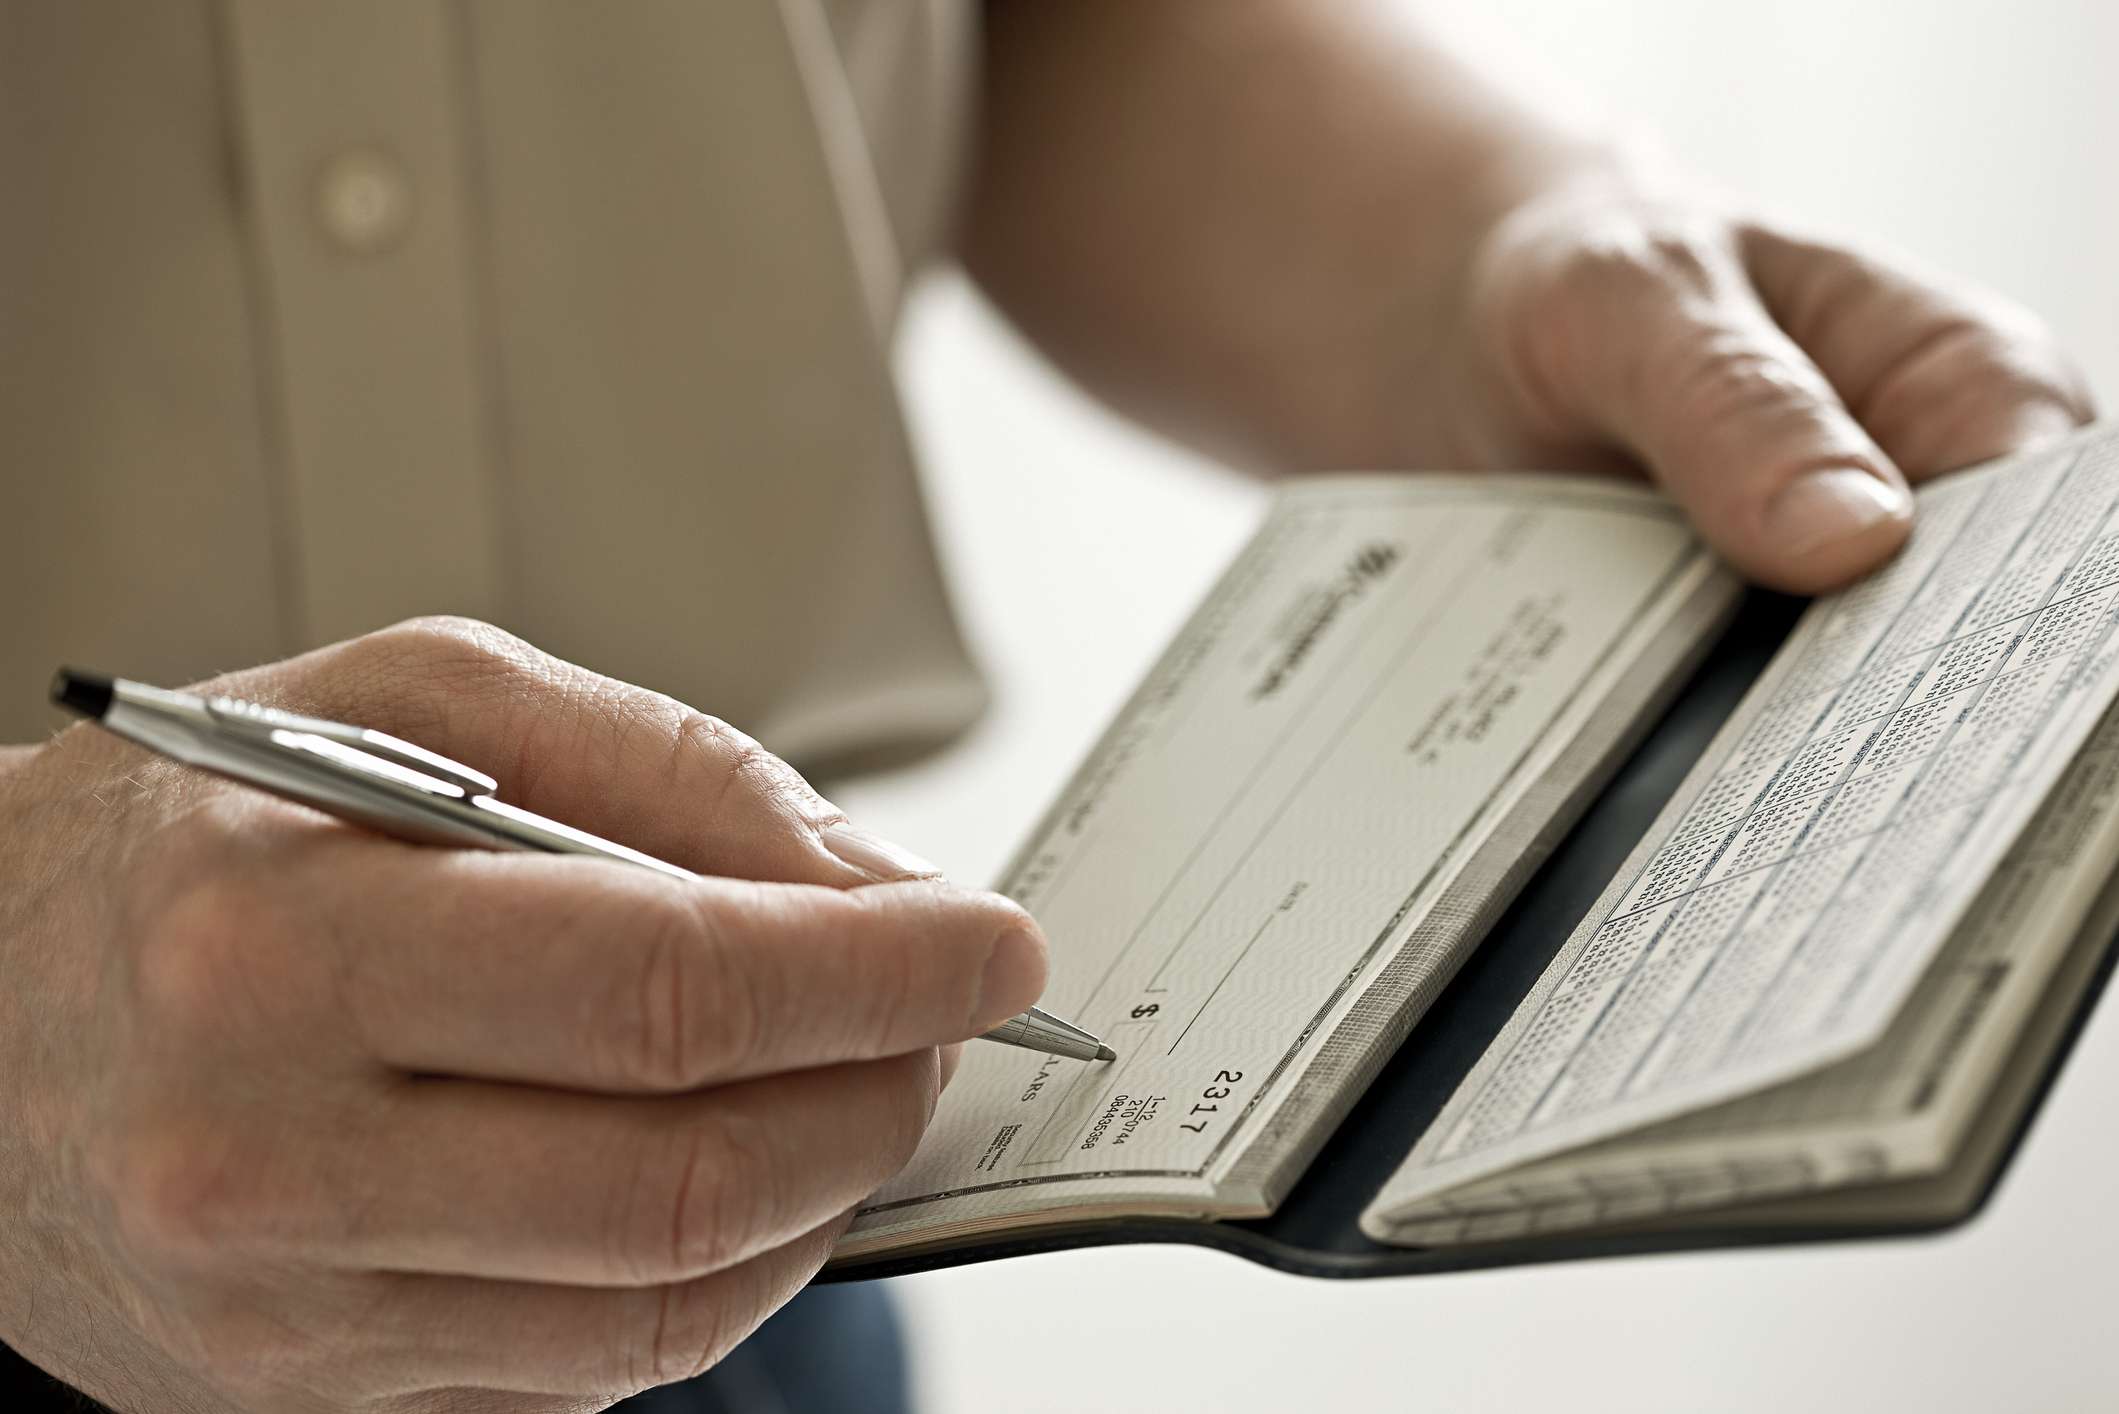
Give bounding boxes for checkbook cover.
[823,592,2119,1281]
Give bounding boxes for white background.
[836,2,2119,1409]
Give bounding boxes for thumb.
[1531,232,1914,593]
[213,616,936,888]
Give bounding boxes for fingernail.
[977,923,1048,1027]
[819,821,942,881]
[1765,467,1912,558]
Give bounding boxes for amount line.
[1167,909,1280,1055]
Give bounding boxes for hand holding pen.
[2,618,1087,1406]
[53,671,1112,1063]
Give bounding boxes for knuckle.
[615,894,714,1089]
[1542,222,1725,315]
[681,1110,781,1274]
[620,1280,734,1393]
[620,1109,781,1282]
[1484,203,1740,422]
[1662,333,1818,422]
[104,1122,249,1266]
[676,708,824,820]
[1639,229,1719,290]
[132,866,270,1034]
[372,613,517,665]
[344,615,543,701]
[687,712,766,801]
[137,789,252,884]
[704,889,782,1061]
[669,706,751,773]
[610,889,773,1089]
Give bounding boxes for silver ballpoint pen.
[51,670,1116,1064]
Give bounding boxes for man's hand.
[0,618,1048,1412]
[969,0,2094,593]
[1444,182,2095,591]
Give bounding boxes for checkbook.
[826,422,2119,1280]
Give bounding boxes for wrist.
[1361,139,1716,474]
[1263,133,1634,474]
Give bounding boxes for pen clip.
[203,696,500,797]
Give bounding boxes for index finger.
[1739,223,2095,477]
[306,842,1049,1090]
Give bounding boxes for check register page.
[842,476,1736,1256]
[1368,432,2119,1234]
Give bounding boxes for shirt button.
[313,149,415,255]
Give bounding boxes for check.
[843,476,1732,1255]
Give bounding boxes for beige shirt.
[1,0,985,772]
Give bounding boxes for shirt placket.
[221,0,504,648]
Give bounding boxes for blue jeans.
[613,1282,909,1414]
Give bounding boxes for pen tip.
[1095,1044,1118,1062]
[51,668,114,721]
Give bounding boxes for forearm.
[963,0,1606,469]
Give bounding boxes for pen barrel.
[980,1007,1104,1062]
[103,692,510,852]
[463,796,695,878]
